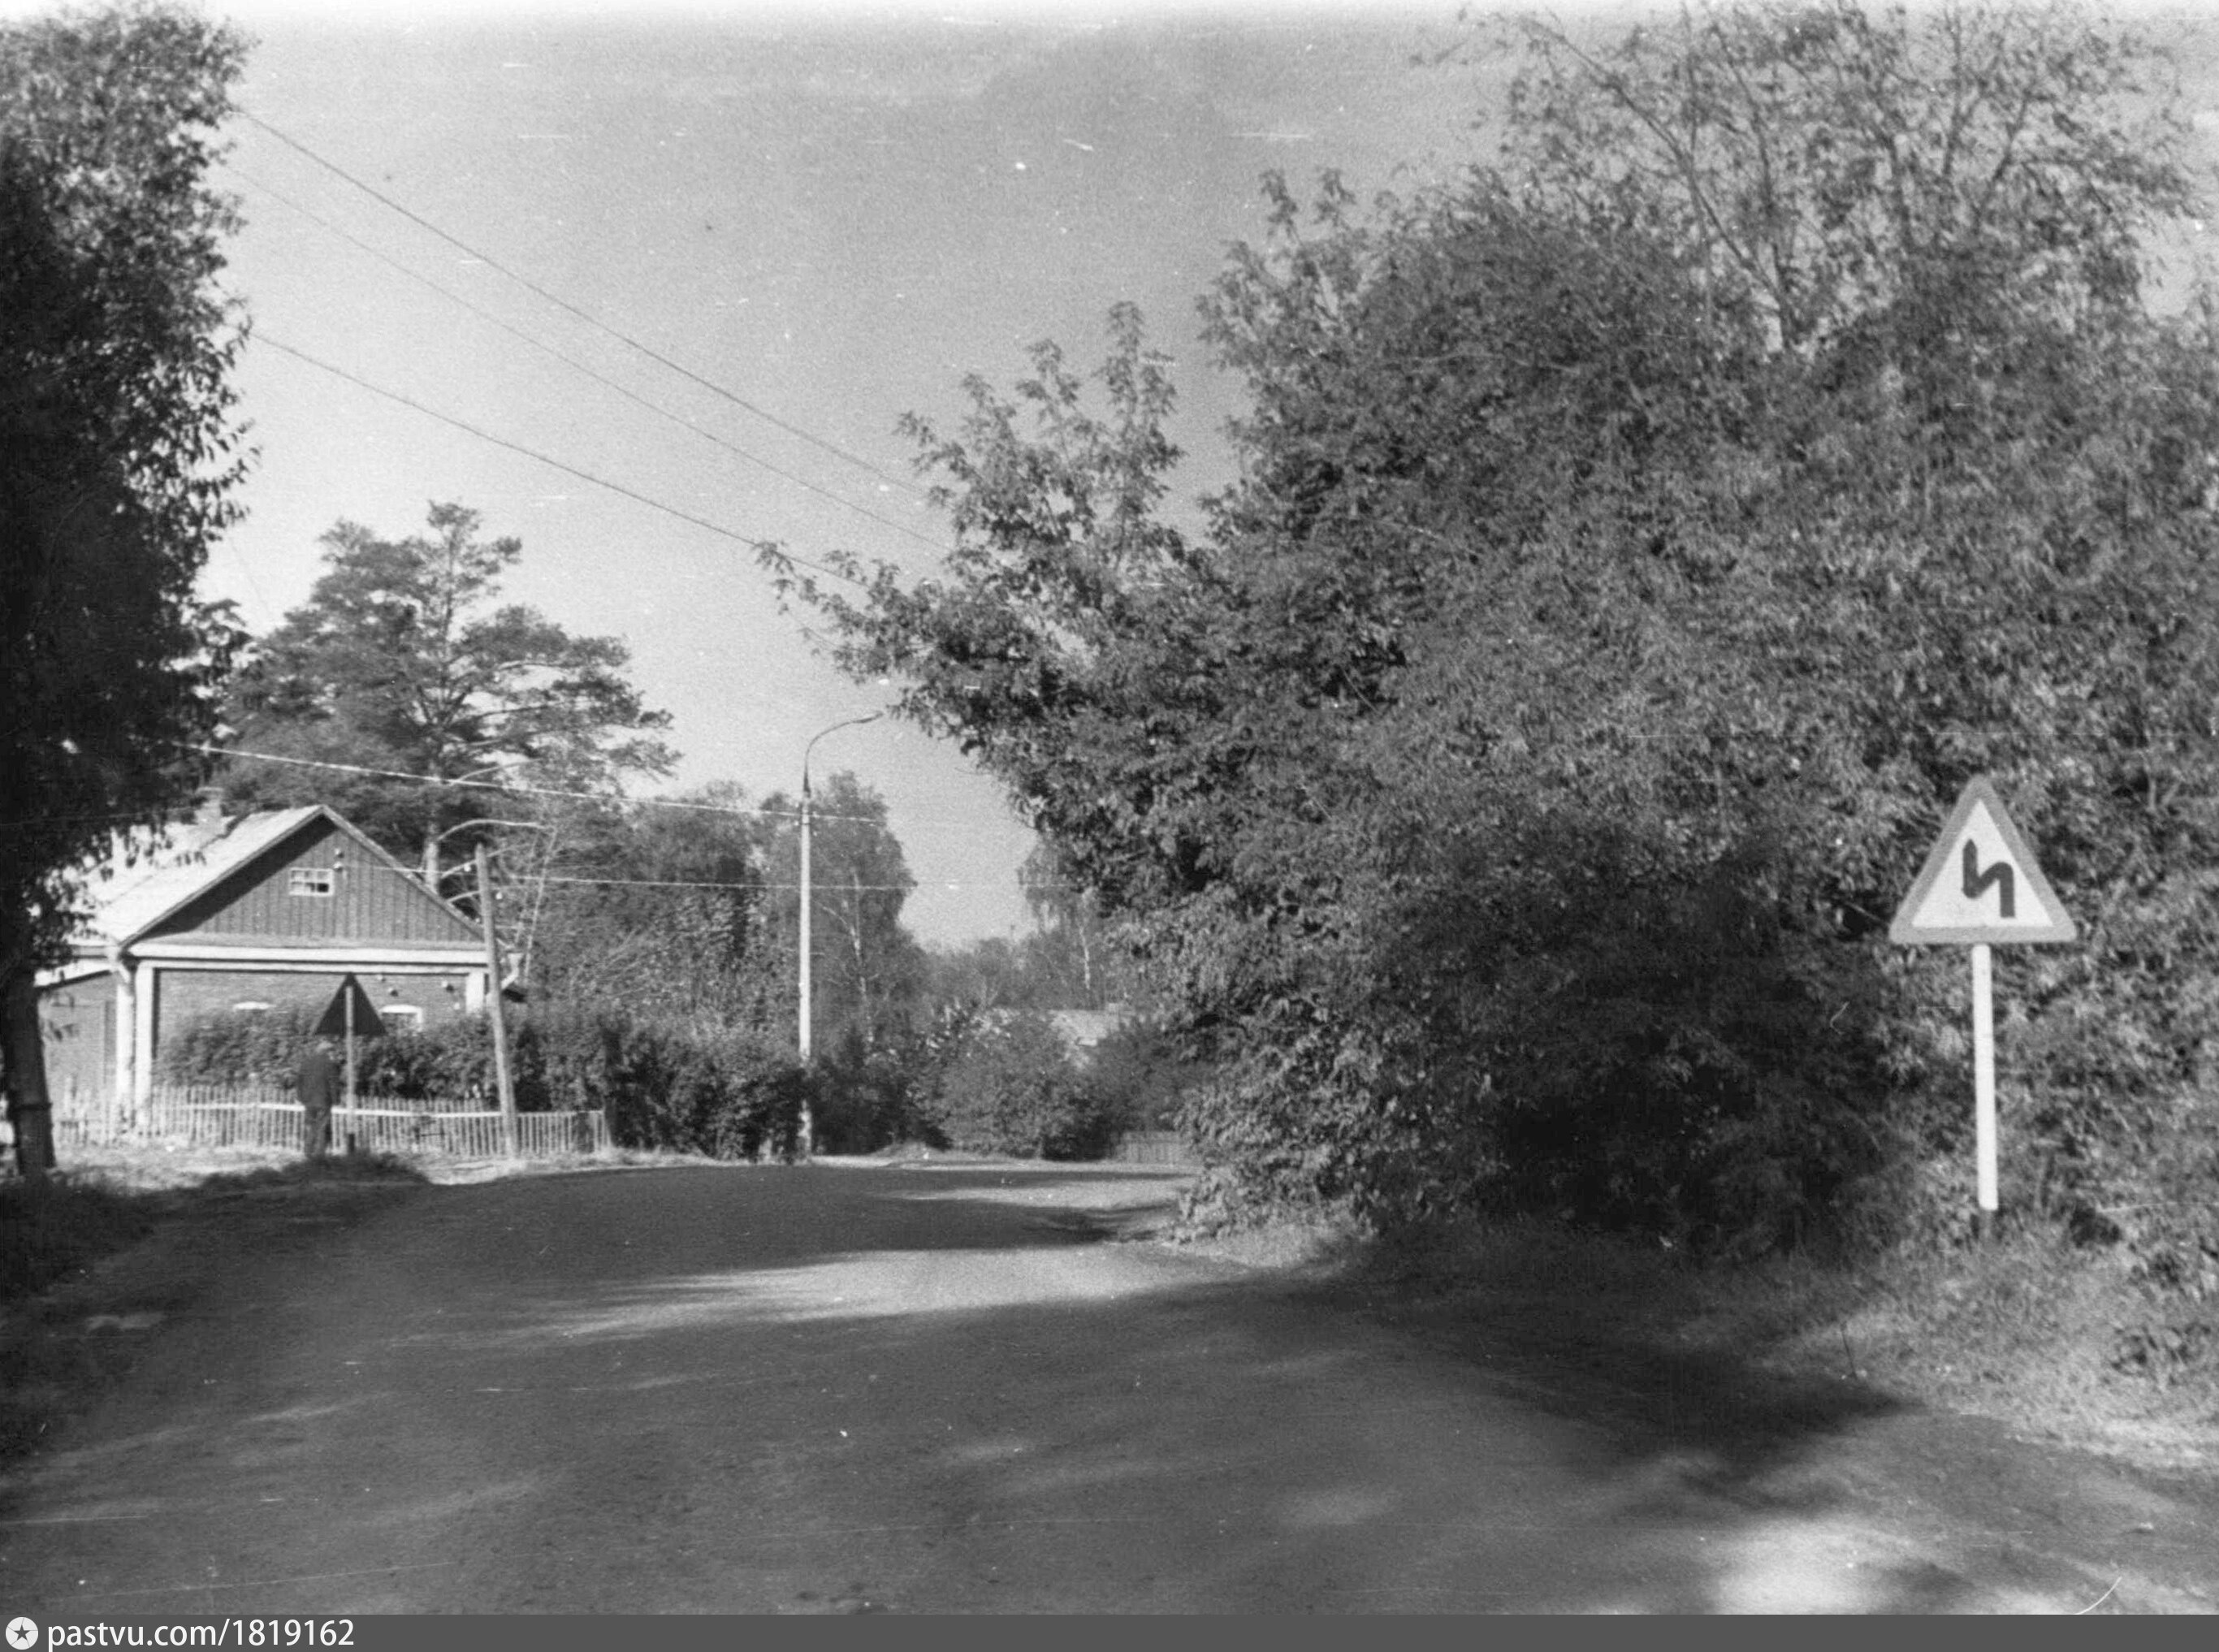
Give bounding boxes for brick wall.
[158,968,475,1036]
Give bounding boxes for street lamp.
[799,711,885,1081]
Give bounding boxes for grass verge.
[0,1175,155,1304]
[1287,1211,2217,1473]
[2,1148,437,1313]
[0,1148,435,1468]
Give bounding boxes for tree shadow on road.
[407,1164,2148,1611]
[2,1161,2180,1612]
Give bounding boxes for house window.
[382,1005,424,1030]
[231,1001,275,1014]
[288,867,335,897]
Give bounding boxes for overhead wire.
[343,863,956,894]
[223,160,949,556]
[237,110,928,504]
[187,744,1021,836]
[251,334,870,591]
[184,742,809,822]
[532,875,942,893]
[204,119,1055,899]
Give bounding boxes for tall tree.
[523,782,781,1029]
[1,2,252,1176]
[794,2,2219,1256]
[222,502,677,891]
[1015,841,1128,1010]
[754,772,927,1053]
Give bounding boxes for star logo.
[6,1618,38,1651]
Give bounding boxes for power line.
[201,742,1027,837]
[345,863,933,893]
[253,332,868,590]
[238,110,928,502]
[539,875,927,893]
[192,743,1021,838]
[188,742,816,822]
[224,162,948,556]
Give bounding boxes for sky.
[119,0,1500,950]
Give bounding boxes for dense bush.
[807,1026,926,1155]
[919,1010,1118,1160]
[549,1011,804,1161]
[794,2,2219,1287]
[1083,1018,1203,1135]
[156,1001,804,1160]
[158,1002,318,1088]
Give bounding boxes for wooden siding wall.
[38,975,115,1108]
[158,819,478,945]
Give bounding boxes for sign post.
[1889,776,2076,1234]
[1970,941,1996,1214]
[313,975,386,1154]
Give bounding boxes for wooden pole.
[476,841,519,1157]
[1971,941,1998,1235]
[344,976,357,1153]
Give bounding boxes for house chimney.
[194,785,227,830]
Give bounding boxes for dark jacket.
[299,1045,340,1115]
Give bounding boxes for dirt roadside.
[1293,1265,2219,1613]
[0,1168,424,1468]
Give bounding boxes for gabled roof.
[71,806,462,949]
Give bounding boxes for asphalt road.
[1,1161,2208,1613]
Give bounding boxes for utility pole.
[475,840,519,1157]
[799,774,814,1063]
[798,711,885,1157]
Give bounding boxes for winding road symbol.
[1890,776,2074,945]
[1962,840,2014,919]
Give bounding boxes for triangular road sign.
[1889,776,2077,945]
[312,973,388,1038]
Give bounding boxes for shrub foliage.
[918,1010,1119,1161]
[780,1,2219,1287]
[158,1002,803,1160]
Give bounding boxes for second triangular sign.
[312,973,388,1038]
[1889,776,2077,946]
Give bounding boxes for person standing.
[298,1037,338,1160]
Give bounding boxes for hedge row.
[156,1001,803,1160]
[809,1010,1192,1160]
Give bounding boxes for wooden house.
[36,806,488,1114]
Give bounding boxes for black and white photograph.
[4,0,2218,1616]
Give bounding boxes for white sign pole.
[1892,777,2077,1235]
[1970,941,1998,1222]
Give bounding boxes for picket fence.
[53,1085,609,1159]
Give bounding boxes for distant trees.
[923,846,1135,1017]
[519,781,783,1029]
[479,769,930,1062]
[787,1,2219,1262]
[220,502,676,889]
[1,3,252,1176]
[751,772,929,1053]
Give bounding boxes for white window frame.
[288,867,335,897]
